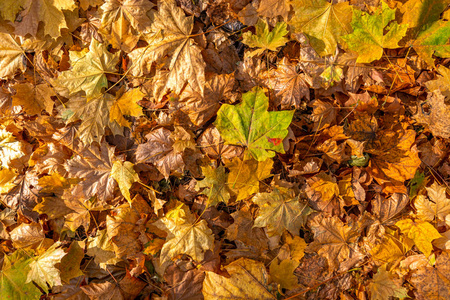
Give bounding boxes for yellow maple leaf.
[109,88,145,128]
[396,218,442,257]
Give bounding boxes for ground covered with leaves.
[1,0,450,299]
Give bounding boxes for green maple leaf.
[0,251,41,300]
[55,40,119,98]
[196,165,231,207]
[411,20,450,66]
[290,0,352,56]
[215,87,294,161]
[242,19,289,57]
[341,2,408,63]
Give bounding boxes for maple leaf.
[65,142,117,202]
[55,40,120,98]
[203,258,276,299]
[128,0,205,98]
[99,0,154,52]
[257,0,290,20]
[0,128,24,169]
[262,57,310,109]
[0,251,42,300]
[410,250,450,299]
[12,82,54,115]
[110,161,140,204]
[86,229,121,269]
[0,33,28,79]
[307,215,359,269]
[215,87,294,161]
[197,126,244,160]
[109,88,145,128]
[178,73,235,126]
[242,19,289,57]
[136,127,185,179]
[79,0,103,10]
[7,0,77,38]
[396,218,442,257]
[59,241,84,283]
[414,90,450,138]
[63,191,110,232]
[425,65,450,98]
[106,197,150,258]
[63,94,122,145]
[414,182,450,221]
[196,165,231,207]
[26,242,67,293]
[226,210,269,250]
[164,263,205,300]
[81,272,146,300]
[270,259,299,290]
[290,0,352,56]
[154,205,214,265]
[0,169,17,193]
[341,2,408,63]
[9,222,45,250]
[226,157,273,200]
[410,20,450,66]
[253,188,312,236]
[368,265,408,300]
[369,233,412,266]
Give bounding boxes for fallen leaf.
[341,2,408,63]
[290,0,352,56]
[0,128,24,169]
[215,86,294,161]
[55,40,120,98]
[196,165,232,206]
[242,19,289,57]
[396,218,442,257]
[12,82,54,115]
[307,215,359,269]
[110,160,140,204]
[270,259,299,290]
[253,188,312,236]
[109,88,145,128]
[203,258,276,299]
[226,157,273,200]
[414,182,450,221]
[368,264,408,300]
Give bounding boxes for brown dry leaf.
[136,127,185,179]
[106,196,150,259]
[178,73,235,126]
[12,83,54,115]
[65,142,117,202]
[410,251,450,300]
[81,272,146,300]
[197,126,244,160]
[311,99,337,131]
[262,57,310,109]
[202,258,276,299]
[9,222,45,249]
[63,190,110,232]
[425,65,450,98]
[164,263,205,300]
[414,90,450,138]
[307,215,359,270]
[128,0,205,99]
[257,0,290,20]
[0,33,28,79]
[226,209,269,250]
[99,0,153,52]
[414,182,450,222]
